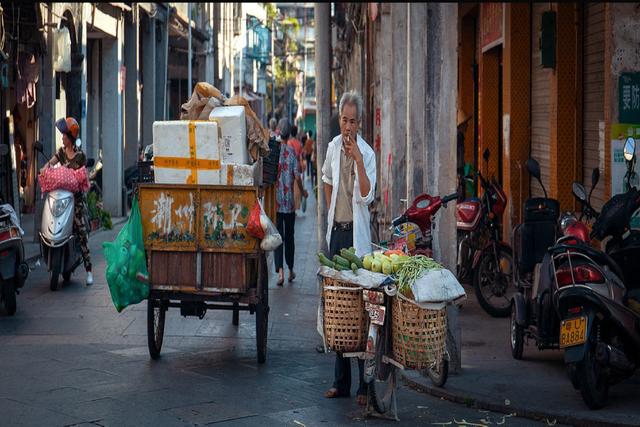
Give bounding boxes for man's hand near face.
[343,134,362,163]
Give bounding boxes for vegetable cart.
[139,183,275,363]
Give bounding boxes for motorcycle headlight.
[560,212,578,232]
[50,197,72,217]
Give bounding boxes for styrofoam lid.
[209,105,246,118]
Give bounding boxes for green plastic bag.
[103,196,149,312]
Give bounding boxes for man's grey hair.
[277,118,291,140]
[339,90,363,122]
[269,117,277,131]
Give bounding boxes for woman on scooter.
[40,117,93,286]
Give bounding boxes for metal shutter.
[530,3,552,197]
[582,3,605,210]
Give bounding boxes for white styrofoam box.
[152,121,222,185]
[219,159,262,186]
[209,106,249,164]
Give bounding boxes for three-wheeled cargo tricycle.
[138,183,275,363]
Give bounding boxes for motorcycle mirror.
[526,158,541,180]
[591,168,600,188]
[624,137,636,162]
[483,148,490,162]
[86,158,95,168]
[0,144,8,156]
[572,182,588,203]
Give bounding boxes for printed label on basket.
[365,302,386,325]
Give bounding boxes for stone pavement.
[18,212,127,264]
[0,177,564,426]
[402,290,640,426]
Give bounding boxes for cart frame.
[140,183,275,363]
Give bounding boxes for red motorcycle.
[389,192,459,256]
[456,149,513,317]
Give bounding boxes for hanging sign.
[619,73,640,124]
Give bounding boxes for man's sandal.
[324,388,348,399]
[356,394,367,406]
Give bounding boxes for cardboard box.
[152,121,222,185]
[209,106,249,164]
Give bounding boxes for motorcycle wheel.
[510,302,524,360]
[579,342,609,409]
[473,246,514,317]
[2,281,16,316]
[425,357,448,387]
[49,248,62,291]
[365,323,396,414]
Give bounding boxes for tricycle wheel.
[510,302,524,360]
[147,298,166,360]
[256,254,269,363]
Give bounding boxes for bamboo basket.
[392,296,447,370]
[322,276,368,353]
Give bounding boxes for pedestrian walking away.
[275,118,308,286]
[321,90,377,406]
[40,117,93,286]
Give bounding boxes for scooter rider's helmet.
[55,117,80,143]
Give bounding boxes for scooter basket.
[321,276,368,353]
[392,296,447,370]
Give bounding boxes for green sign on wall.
[619,73,640,124]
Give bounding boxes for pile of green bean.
[395,255,443,296]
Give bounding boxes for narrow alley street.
[0,177,560,427]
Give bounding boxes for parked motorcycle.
[456,149,513,317]
[34,142,94,291]
[0,145,29,315]
[388,191,459,256]
[510,159,597,359]
[553,137,640,409]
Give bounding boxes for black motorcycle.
[552,137,640,409]
[510,158,561,358]
[0,145,29,315]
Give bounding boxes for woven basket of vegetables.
[321,276,368,353]
[392,295,447,370]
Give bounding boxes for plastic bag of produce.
[258,200,282,251]
[103,196,150,312]
[411,268,465,304]
[247,200,265,239]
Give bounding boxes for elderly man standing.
[322,91,376,405]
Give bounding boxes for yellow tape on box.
[153,121,222,185]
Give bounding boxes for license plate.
[365,303,386,325]
[363,290,384,304]
[559,316,587,348]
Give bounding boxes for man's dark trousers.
[329,223,367,397]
